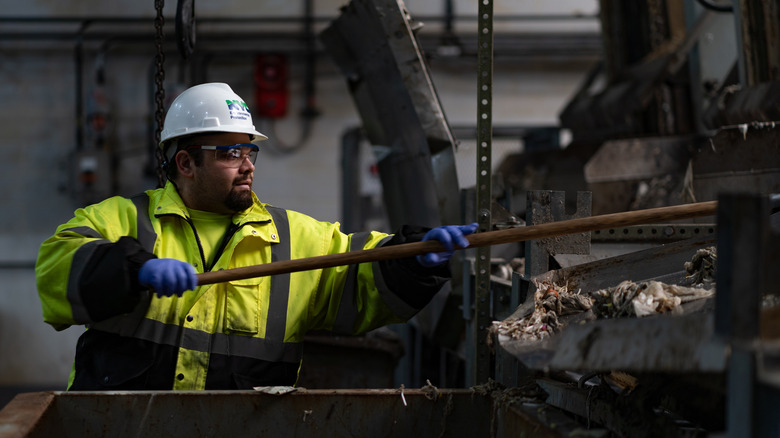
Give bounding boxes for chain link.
[154,0,167,188]
[647,0,667,51]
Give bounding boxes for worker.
[36,82,477,391]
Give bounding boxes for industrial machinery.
[325,0,780,436]
[484,1,780,436]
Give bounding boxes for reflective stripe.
[332,231,372,334]
[67,239,110,323]
[92,201,301,363]
[61,226,104,239]
[371,236,419,320]
[265,206,290,341]
[133,318,302,363]
[131,193,157,252]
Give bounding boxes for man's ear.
[175,150,195,178]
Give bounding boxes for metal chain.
[154,0,167,188]
[647,0,666,51]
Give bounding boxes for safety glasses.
[186,144,259,168]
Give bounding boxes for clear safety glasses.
[187,144,259,168]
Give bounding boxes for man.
[36,82,477,390]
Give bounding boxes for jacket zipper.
[156,214,209,271]
[157,213,270,273]
[207,222,240,272]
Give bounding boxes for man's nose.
[239,155,255,172]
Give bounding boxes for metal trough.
[497,235,727,373]
[0,388,580,438]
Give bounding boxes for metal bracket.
[525,190,592,278]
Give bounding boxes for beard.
[224,187,253,212]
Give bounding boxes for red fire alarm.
[254,54,289,119]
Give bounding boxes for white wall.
[0,0,598,389]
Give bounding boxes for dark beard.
[224,188,253,212]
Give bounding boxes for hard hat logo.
[226,99,251,121]
[226,100,249,112]
[159,83,268,149]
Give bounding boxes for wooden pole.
[197,201,718,285]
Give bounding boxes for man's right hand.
[416,223,478,267]
[138,259,198,297]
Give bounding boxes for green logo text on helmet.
[159,82,268,148]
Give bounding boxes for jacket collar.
[154,181,273,226]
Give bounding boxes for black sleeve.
[377,225,451,309]
[78,236,157,322]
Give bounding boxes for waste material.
[683,246,717,286]
[491,280,591,341]
[591,280,714,319]
[492,247,718,341]
[252,386,299,395]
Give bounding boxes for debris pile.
[491,280,592,341]
[592,246,717,319]
[592,280,714,319]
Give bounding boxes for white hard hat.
[159,82,268,148]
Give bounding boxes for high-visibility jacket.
[36,182,447,390]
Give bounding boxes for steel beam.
[471,0,494,386]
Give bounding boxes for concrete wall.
[0,0,598,391]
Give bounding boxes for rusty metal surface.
[583,135,696,215]
[0,388,593,438]
[0,392,54,438]
[297,331,404,389]
[583,136,693,184]
[499,306,726,373]
[548,309,725,372]
[0,389,489,438]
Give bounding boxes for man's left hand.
[416,223,478,268]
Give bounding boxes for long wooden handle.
[197,201,718,285]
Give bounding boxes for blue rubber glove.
[416,223,479,268]
[138,258,198,297]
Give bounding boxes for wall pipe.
[0,13,598,26]
[6,10,600,184]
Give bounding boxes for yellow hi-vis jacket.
[36,182,447,390]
